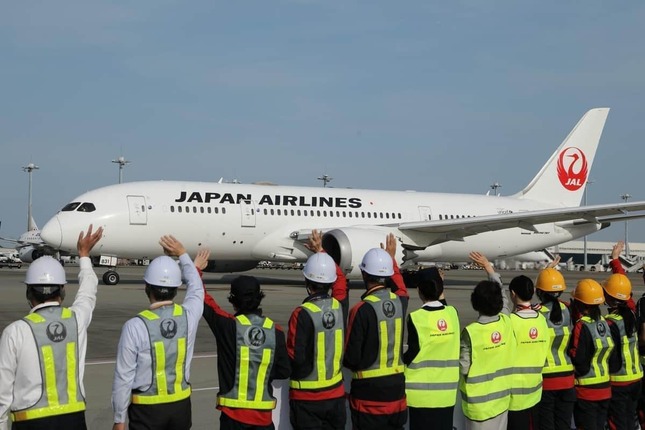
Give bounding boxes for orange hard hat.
[603,274,632,301]
[536,268,566,292]
[572,279,605,305]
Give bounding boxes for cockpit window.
[61,202,81,211]
[77,202,96,212]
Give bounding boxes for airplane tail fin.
[28,216,38,232]
[514,108,610,207]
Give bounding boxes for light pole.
[490,182,502,196]
[583,180,594,270]
[22,162,39,231]
[112,156,131,184]
[621,193,631,257]
[317,174,333,188]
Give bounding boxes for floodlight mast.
[22,162,39,231]
[112,156,131,184]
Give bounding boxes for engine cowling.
[322,228,402,277]
[18,246,44,263]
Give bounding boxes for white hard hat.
[359,248,394,277]
[303,253,337,284]
[144,256,182,288]
[25,256,67,285]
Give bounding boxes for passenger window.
[222,208,226,214]
[62,202,81,211]
[207,207,212,214]
[170,206,175,213]
[214,207,219,214]
[178,206,183,213]
[200,207,204,213]
[304,210,308,216]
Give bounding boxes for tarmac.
[1,265,643,429]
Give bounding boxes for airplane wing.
[397,201,645,245]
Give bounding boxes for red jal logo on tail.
[557,147,588,191]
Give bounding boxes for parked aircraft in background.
[0,218,58,263]
[40,108,645,285]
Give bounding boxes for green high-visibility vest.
[605,313,643,383]
[12,307,86,422]
[460,314,514,422]
[405,305,460,408]
[132,304,191,405]
[509,312,549,411]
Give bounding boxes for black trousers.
[350,408,407,430]
[408,406,454,430]
[538,388,576,430]
[508,405,539,430]
[573,398,610,430]
[289,397,346,430]
[608,381,642,430]
[220,413,275,430]
[128,397,192,430]
[12,411,86,430]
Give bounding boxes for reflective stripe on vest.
[509,312,549,411]
[539,302,574,374]
[218,314,277,410]
[353,289,404,379]
[405,306,460,408]
[290,298,344,390]
[11,307,85,422]
[132,304,191,405]
[575,316,614,387]
[460,314,514,422]
[605,313,643,382]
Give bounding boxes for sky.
[1,1,644,246]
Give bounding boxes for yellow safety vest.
[575,316,614,387]
[290,298,344,390]
[218,314,278,410]
[605,313,643,383]
[539,302,574,375]
[132,304,191,405]
[405,305,460,408]
[509,312,549,411]
[352,289,404,379]
[460,314,514,422]
[11,307,86,422]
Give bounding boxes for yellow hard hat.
[572,279,605,305]
[536,268,566,292]
[603,274,632,301]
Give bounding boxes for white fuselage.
[40,181,601,274]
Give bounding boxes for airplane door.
[127,196,148,225]
[418,206,433,221]
[240,200,256,227]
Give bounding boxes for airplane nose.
[41,216,62,249]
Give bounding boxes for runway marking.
[86,353,218,366]
[193,386,219,392]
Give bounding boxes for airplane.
[0,217,59,263]
[40,107,645,285]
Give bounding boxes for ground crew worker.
[403,267,460,430]
[534,266,576,430]
[201,268,290,429]
[461,252,515,430]
[604,272,642,430]
[507,275,549,429]
[0,225,103,430]
[111,236,204,430]
[343,233,409,430]
[286,231,346,430]
[568,279,616,430]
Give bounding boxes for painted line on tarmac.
[86,353,218,366]
[192,386,219,392]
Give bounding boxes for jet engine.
[322,228,401,277]
[18,246,44,263]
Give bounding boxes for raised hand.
[77,224,104,257]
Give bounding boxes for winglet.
[514,108,610,207]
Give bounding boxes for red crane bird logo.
[557,147,588,191]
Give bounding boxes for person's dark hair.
[571,299,601,321]
[26,286,64,304]
[509,275,534,302]
[471,281,503,317]
[145,284,178,302]
[229,290,266,313]
[537,289,563,325]
[363,272,386,287]
[417,268,444,302]
[617,304,637,337]
[305,278,332,294]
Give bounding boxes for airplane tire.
[103,271,120,286]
